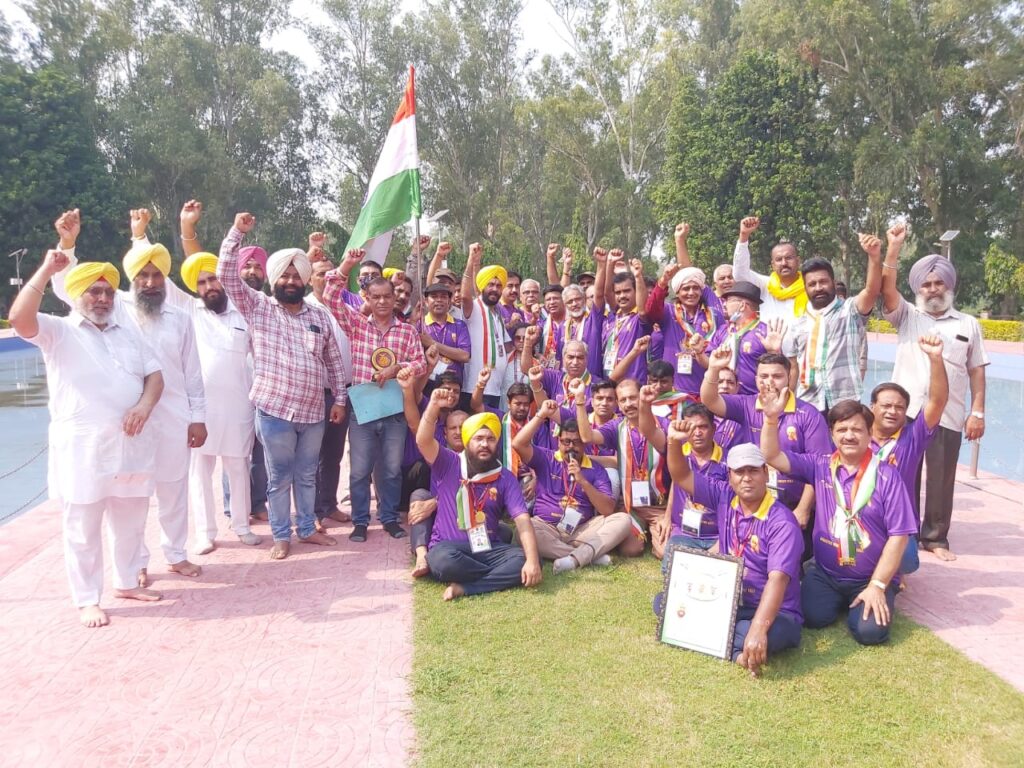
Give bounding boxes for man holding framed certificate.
[664,429,804,676]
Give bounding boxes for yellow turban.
[383,267,399,279]
[476,264,507,293]
[180,252,219,293]
[123,243,172,281]
[65,262,120,299]
[461,412,501,448]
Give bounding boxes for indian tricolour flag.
[344,66,422,282]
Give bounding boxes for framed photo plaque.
[656,544,743,659]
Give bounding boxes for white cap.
[726,443,766,470]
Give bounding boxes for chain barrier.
[0,444,47,481]
[0,487,46,523]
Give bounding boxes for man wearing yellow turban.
[459,243,512,409]
[52,207,209,584]
[8,246,166,627]
[732,216,809,321]
[414,388,542,601]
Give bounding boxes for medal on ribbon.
[371,347,396,371]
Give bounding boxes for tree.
[653,51,841,277]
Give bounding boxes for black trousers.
[914,425,961,550]
[315,389,351,518]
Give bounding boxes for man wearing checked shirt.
[326,249,427,543]
[783,233,884,414]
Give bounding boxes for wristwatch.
[970,411,985,420]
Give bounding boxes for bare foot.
[411,551,429,579]
[79,605,109,628]
[114,587,163,602]
[299,531,337,546]
[195,538,215,555]
[442,583,466,602]
[251,509,269,522]
[137,568,149,588]
[326,509,352,525]
[270,541,290,560]
[931,547,957,562]
[169,560,202,577]
[314,518,326,534]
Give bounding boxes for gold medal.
[371,347,396,371]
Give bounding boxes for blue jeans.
[900,534,920,574]
[255,410,325,541]
[661,534,715,574]
[731,606,802,661]
[348,412,407,526]
[801,563,898,645]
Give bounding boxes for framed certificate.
[656,544,743,659]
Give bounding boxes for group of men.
[9,206,987,677]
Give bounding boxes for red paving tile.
[0,467,415,767]
[899,465,1024,692]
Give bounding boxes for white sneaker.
[593,554,613,566]
[553,555,579,574]
[195,538,215,555]
[237,532,262,546]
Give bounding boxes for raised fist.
[234,212,256,233]
[739,216,760,241]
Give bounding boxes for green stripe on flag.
[344,168,422,253]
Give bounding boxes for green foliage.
[983,243,1024,316]
[653,51,841,274]
[868,316,1023,341]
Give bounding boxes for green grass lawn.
[412,557,1024,768]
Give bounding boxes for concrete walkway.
[0,485,415,766]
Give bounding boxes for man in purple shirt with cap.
[760,393,917,645]
[701,347,830,536]
[868,334,947,574]
[707,280,785,395]
[415,388,543,601]
[664,427,804,677]
[512,399,632,573]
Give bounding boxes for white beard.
[915,290,953,315]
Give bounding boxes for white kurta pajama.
[53,251,207,567]
[19,312,161,606]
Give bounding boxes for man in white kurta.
[52,209,208,582]
[8,251,165,627]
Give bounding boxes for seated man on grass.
[415,389,543,601]
[760,392,916,645]
[662,432,804,677]
[511,399,631,573]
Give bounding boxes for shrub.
[867,315,1022,341]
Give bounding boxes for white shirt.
[732,241,801,322]
[884,298,989,432]
[463,297,510,396]
[54,250,207,481]
[22,313,161,504]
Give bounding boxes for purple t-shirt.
[669,451,728,540]
[721,393,832,510]
[421,315,471,383]
[601,308,653,383]
[596,417,670,498]
[403,396,446,466]
[527,446,612,526]
[691,473,804,623]
[709,321,768,395]
[714,418,744,453]
[871,416,935,501]
[342,288,365,310]
[561,311,605,379]
[785,451,918,583]
[428,446,528,549]
[496,301,520,329]
[648,286,726,395]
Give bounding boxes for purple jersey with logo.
[870,416,935,502]
[669,451,728,540]
[527,446,612,526]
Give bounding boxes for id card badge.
[431,359,449,379]
[603,346,616,376]
[767,468,780,499]
[631,480,651,507]
[681,505,703,536]
[468,524,492,553]
[558,506,583,535]
[676,352,693,375]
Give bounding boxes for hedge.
[867,316,1023,342]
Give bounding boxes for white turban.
[267,248,312,286]
[671,266,706,295]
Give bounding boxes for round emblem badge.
[371,347,396,371]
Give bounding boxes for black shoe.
[384,522,407,539]
[349,524,368,543]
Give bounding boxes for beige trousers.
[531,512,633,567]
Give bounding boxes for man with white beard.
[53,209,208,584]
[881,224,988,562]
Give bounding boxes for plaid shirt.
[783,297,868,410]
[323,271,426,384]
[219,227,346,423]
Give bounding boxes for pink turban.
[909,254,957,294]
[238,245,268,277]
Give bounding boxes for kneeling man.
[416,389,543,600]
[760,393,916,645]
[665,427,804,676]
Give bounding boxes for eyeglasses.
[83,287,116,300]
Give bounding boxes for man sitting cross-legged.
[415,389,543,601]
[760,391,917,646]
[511,399,631,573]
[662,428,804,677]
